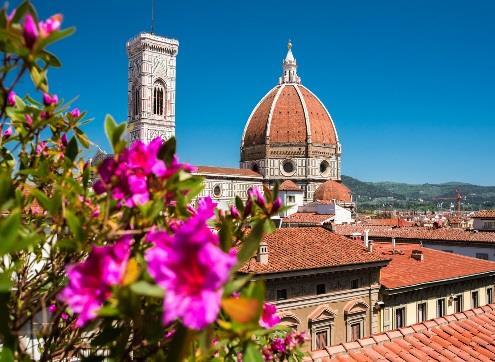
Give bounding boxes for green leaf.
[34,27,75,50]
[30,188,52,213]
[0,272,12,293]
[65,136,79,161]
[0,211,20,255]
[41,50,62,67]
[29,65,47,91]
[244,343,263,362]
[12,1,38,24]
[236,219,266,265]
[218,221,233,252]
[97,305,119,317]
[158,137,176,164]
[64,209,83,241]
[104,114,126,153]
[223,273,252,297]
[130,281,164,298]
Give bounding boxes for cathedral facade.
[124,33,348,208]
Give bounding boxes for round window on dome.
[320,160,330,175]
[213,184,222,198]
[282,160,295,174]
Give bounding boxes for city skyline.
[31,0,495,185]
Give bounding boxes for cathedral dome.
[241,83,338,148]
[313,180,352,203]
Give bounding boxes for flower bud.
[70,107,81,118]
[43,93,59,106]
[25,114,33,127]
[3,126,12,139]
[271,197,282,214]
[229,205,240,219]
[23,14,39,49]
[7,91,16,107]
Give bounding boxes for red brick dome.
[241,84,338,148]
[313,180,352,203]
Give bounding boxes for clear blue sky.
[23,0,495,185]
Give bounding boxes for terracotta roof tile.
[472,210,495,219]
[318,305,495,362]
[194,165,262,178]
[372,242,495,289]
[282,212,334,225]
[239,227,388,275]
[334,224,495,244]
[278,180,302,191]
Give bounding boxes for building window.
[350,323,361,341]
[287,195,296,203]
[133,88,140,116]
[276,289,287,301]
[282,160,295,174]
[316,284,326,295]
[213,184,222,198]
[394,307,405,328]
[476,253,489,260]
[417,302,427,323]
[437,299,446,317]
[153,83,165,116]
[315,330,328,349]
[351,279,359,289]
[319,160,330,174]
[472,291,479,308]
[487,288,493,304]
[453,294,463,313]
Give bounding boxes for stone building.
[126,32,178,143]
[240,42,343,202]
[374,242,495,332]
[240,227,389,350]
[471,210,495,231]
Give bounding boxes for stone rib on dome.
[241,84,338,148]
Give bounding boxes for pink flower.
[145,197,236,330]
[60,134,68,147]
[61,312,69,321]
[271,338,286,354]
[69,108,81,118]
[3,126,12,139]
[23,14,39,48]
[262,347,274,361]
[25,114,33,127]
[7,9,16,23]
[248,187,265,208]
[48,304,57,313]
[58,236,132,327]
[229,206,240,219]
[259,302,280,329]
[43,93,58,106]
[36,141,47,155]
[39,14,62,37]
[271,197,282,214]
[7,91,16,107]
[94,138,194,208]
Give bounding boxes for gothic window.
[133,88,140,116]
[153,82,166,116]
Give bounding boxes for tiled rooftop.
[334,224,495,244]
[239,227,389,275]
[361,218,415,227]
[194,165,262,178]
[307,304,495,362]
[472,210,495,219]
[279,180,302,191]
[375,242,495,289]
[282,212,334,225]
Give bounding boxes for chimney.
[364,229,369,248]
[411,249,424,261]
[392,237,396,250]
[368,240,373,253]
[257,240,269,264]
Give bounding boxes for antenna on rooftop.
[151,0,155,34]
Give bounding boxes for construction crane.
[432,189,463,215]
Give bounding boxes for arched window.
[133,88,140,116]
[153,82,166,116]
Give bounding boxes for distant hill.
[342,175,495,211]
